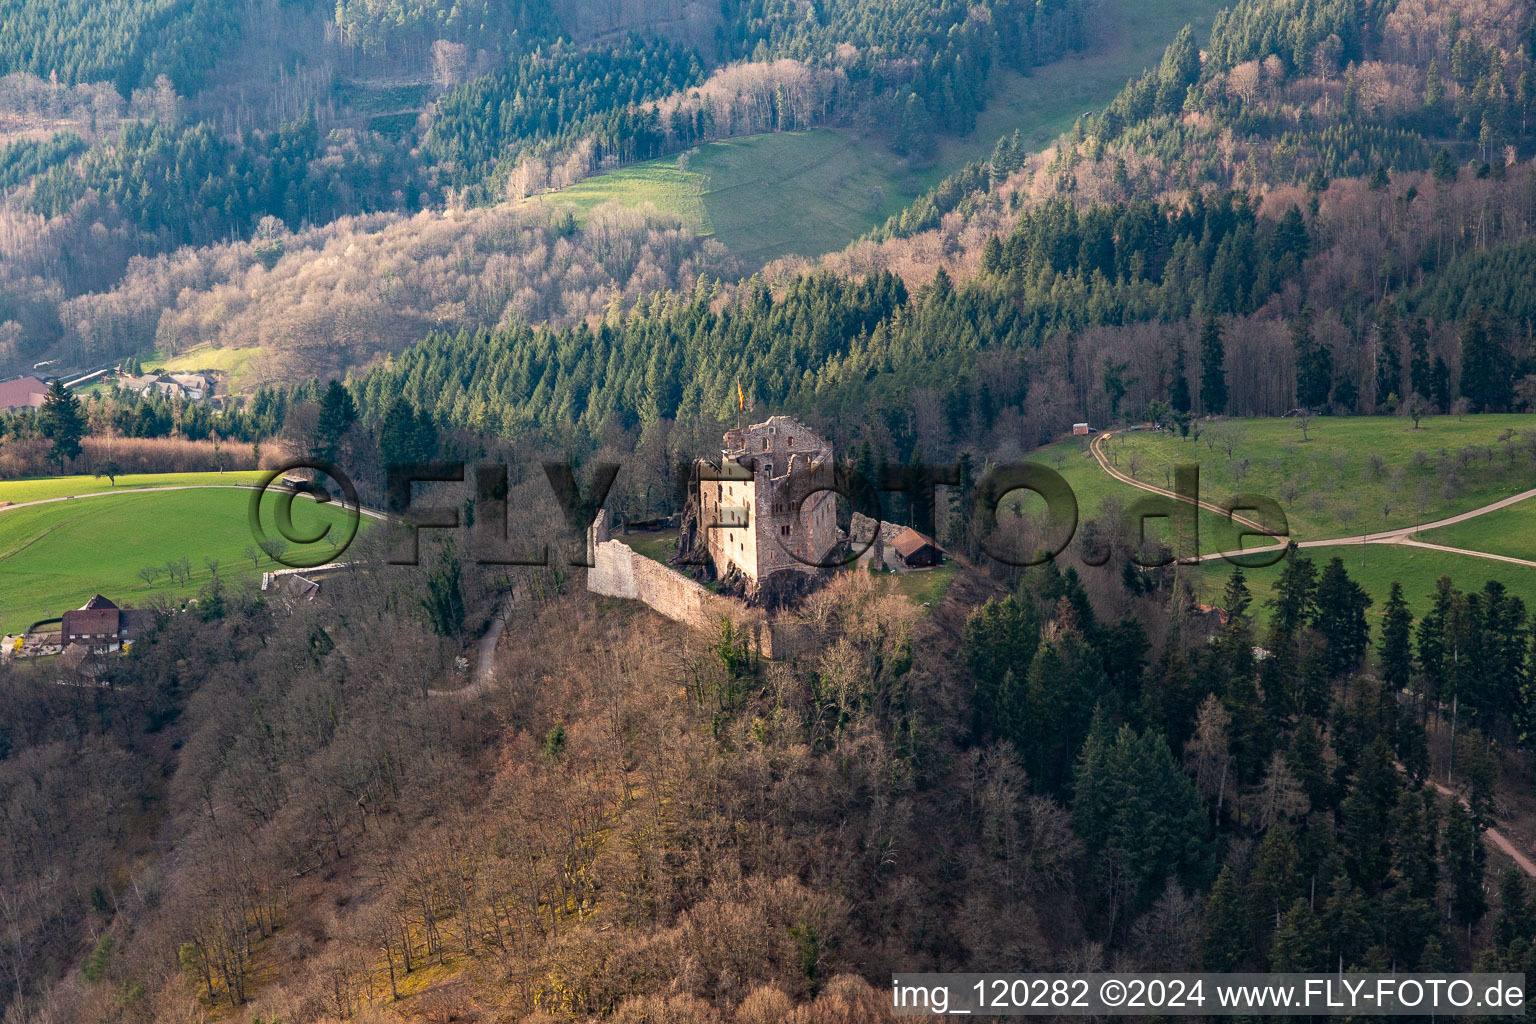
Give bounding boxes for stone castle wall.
[587,515,794,657]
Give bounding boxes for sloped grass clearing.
[0,488,361,634]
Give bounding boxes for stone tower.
[689,415,837,601]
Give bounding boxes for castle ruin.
[682,415,838,603]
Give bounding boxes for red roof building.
[59,596,149,652]
[62,608,120,643]
[891,528,942,567]
[0,376,48,411]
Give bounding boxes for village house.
[685,415,839,602]
[60,595,154,653]
[118,371,214,402]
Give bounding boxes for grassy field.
[0,471,266,506]
[889,562,959,607]
[548,0,1226,266]
[1106,415,1536,543]
[1033,415,1536,624]
[0,488,363,634]
[553,129,916,265]
[1189,541,1536,626]
[141,343,264,388]
[1418,498,1536,561]
[1026,436,1254,556]
[617,529,680,565]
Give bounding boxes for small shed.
[892,528,942,568]
[1073,422,1090,436]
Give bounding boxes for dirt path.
[1091,430,1536,568]
[429,589,520,699]
[1090,430,1536,873]
[0,483,390,520]
[1088,431,1270,533]
[1421,773,1536,877]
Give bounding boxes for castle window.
[764,462,773,476]
[788,436,794,447]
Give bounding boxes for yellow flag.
[737,381,744,412]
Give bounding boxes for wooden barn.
[891,528,942,568]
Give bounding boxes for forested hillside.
[5,510,1536,1021]
[0,0,241,93]
[0,0,1096,373]
[428,38,706,190]
[9,0,1536,1021]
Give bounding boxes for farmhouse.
[60,595,154,653]
[0,375,48,411]
[119,372,213,402]
[683,415,838,602]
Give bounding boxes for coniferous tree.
[1202,866,1250,970]
[1215,566,1256,680]
[962,596,1040,742]
[1379,582,1414,691]
[1025,611,1108,790]
[1458,316,1513,412]
[314,379,358,463]
[1292,308,1333,409]
[378,397,438,466]
[1198,315,1228,415]
[1476,580,1527,723]
[38,380,85,472]
[1271,549,1319,633]
[1313,557,1372,677]
[1338,737,1398,892]
[1408,317,1434,400]
[1321,876,1374,968]
[1393,788,1440,901]
[1073,723,1210,913]
[980,234,1003,273]
[1493,869,1532,950]
[1246,826,1303,935]
[420,541,466,637]
[1270,899,1328,971]
[1171,337,1192,414]
[1374,308,1403,410]
[1270,204,1310,274]
[1445,801,1488,933]
[1431,356,1452,411]
[1416,576,1458,718]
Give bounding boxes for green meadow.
[1025,415,1536,624]
[1418,499,1536,562]
[1026,436,1253,556]
[143,343,265,388]
[0,471,266,506]
[1106,415,1536,543]
[0,488,362,634]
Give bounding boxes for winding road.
[1089,430,1536,567]
[429,589,520,699]
[1090,429,1536,876]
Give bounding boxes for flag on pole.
[737,381,744,412]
